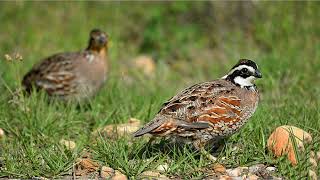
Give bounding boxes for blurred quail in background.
[22,29,108,102]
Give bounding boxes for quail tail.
[133,116,165,137]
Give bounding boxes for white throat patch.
[234,76,255,88]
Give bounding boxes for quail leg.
[193,139,217,162]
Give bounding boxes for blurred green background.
[0,1,319,179]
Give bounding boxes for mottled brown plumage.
[133,59,262,159]
[22,29,108,102]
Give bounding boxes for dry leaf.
[75,158,100,176]
[267,125,312,165]
[212,163,226,173]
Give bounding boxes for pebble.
[248,174,259,180]
[316,151,320,162]
[112,170,128,180]
[0,128,4,138]
[310,151,315,159]
[309,158,317,169]
[140,171,160,177]
[266,166,276,172]
[157,163,169,172]
[218,175,232,180]
[309,170,317,180]
[249,164,265,174]
[226,168,242,177]
[100,166,115,178]
[59,139,76,150]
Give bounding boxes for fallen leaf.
[267,125,312,165]
[212,163,226,173]
[75,158,100,176]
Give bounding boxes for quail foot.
[133,59,262,161]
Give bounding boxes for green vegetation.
[0,2,319,179]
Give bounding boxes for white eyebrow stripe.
[227,65,255,75]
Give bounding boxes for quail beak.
[98,36,107,45]
[254,69,262,78]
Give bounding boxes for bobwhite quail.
[22,29,108,102]
[133,59,262,160]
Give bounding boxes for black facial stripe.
[226,69,253,84]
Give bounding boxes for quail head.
[22,29,108,102]
[133,59,262,161]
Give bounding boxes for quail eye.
[242,68,248,73]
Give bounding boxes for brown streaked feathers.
[22,29,108,102]
[133,59,262,150]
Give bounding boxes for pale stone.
[309,170,317,180]
[59,139,76,150]
[266,166,276,172]
[157,163,169,172]
[112,170,128,180]
[0,128,4,138]
[100,166,115,178]
[226,168,242,177]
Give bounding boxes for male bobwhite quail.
[133,59,262,160]
[22,29,108,102]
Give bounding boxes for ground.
[0,2,319,179]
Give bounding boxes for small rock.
[93,118,141,138]
[267,125,312,165]
[0,128,4,138]
[219,175,232,180]
[248,174,259,180]
[140,171,160,177]
[249,164,265,174]
[75,158,100,176]
[100,166,115,178]
[309,158,317,169]
[310,151,315,159]
[226,168,242,177]
[157,163,169,172]
[316,151,320,162]
[132,55,156,76]
[212,163,226,173]
[266,166,276,172]
[309,170,317,180]
[112,170,127,180]
[59,139,76,150]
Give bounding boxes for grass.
[0,1,319,179]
